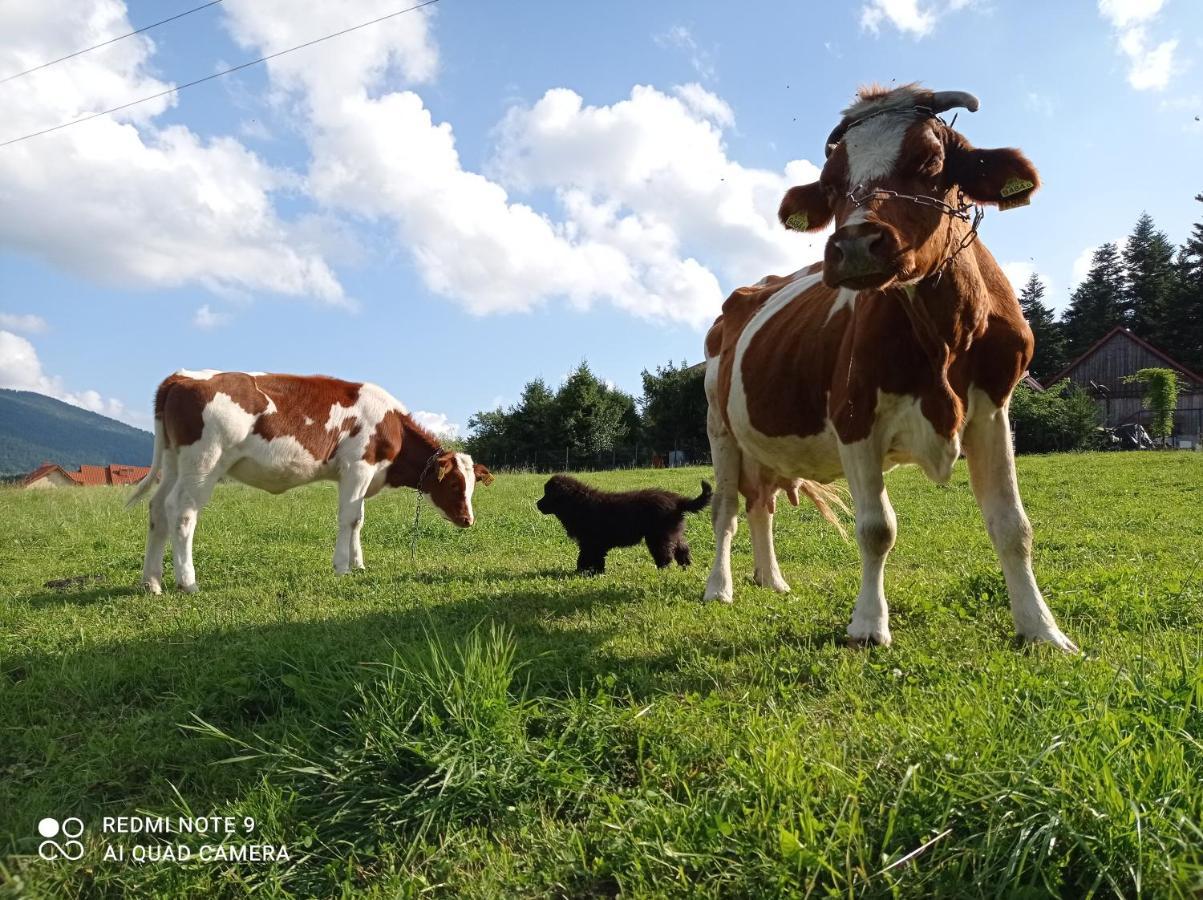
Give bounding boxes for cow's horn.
[930,91,980,114]
[825,120,849,158]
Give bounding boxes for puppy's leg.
[645,534,675,569]
[577,543,607,575]
[674,540,692,567]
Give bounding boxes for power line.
[0,0,226,86]
[0,0,443,149]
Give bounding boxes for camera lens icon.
[37,817,85,861]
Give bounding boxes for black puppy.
[536,474,712,574]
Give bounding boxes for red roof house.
[22,462,152,489]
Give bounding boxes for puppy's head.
[536,475,571,515]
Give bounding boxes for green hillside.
[0,389,152,476]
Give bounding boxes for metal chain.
[845,184,984,283]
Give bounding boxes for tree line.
[466,194,1203,469]
[1019,194,1203,382]
[465,360,708,471]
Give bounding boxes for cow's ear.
[947,145,1040,210]
[778,182,833,233]
[473,463,494,486]
[437,456,455,481]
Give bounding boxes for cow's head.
[778,85,1040,290]
[420,450,494,528]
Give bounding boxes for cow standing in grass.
[703,84,1075,651]
[127,370,493,593]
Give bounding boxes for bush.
[1009,382,1101,453]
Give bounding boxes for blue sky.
[1,0,1200,435]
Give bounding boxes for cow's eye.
[921,154,942,174]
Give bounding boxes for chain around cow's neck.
[845,184,984,288]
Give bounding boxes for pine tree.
[1121,212,1177,343]
[1017,273,1067,382]
[1061,242,1125,359]
[1162,193,1203,374]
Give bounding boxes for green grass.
[1,453,1201,898]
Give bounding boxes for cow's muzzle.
[824,223,903,289]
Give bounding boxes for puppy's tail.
[680,480,713,514]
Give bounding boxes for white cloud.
[221,3,826,329]
[0,0,344,304]
[1098,0,1178,91]
[1072,246,1097,288]
[0,329,144,425]
[411,410,460,440]
[192,304,231,329]
[654,25,716,81]
[672,83,735,128]
[1025,92,1055,117]
[1001,261,1054,297]
[0,312,48,333]
[1070,239,1123,290]
[859,0,974,37]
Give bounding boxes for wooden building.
[1050,327,1203,440]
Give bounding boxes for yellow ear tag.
[437,465,447,482]
[784,212,809,231]
[999,177,1035,211]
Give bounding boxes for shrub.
[1009,382,1101,453]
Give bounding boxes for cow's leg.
[748,495,790,593]
[963,397,1076,651]
[140,449,178,595]
[335,465,374,574]
[167,449,223,594]
[703,412,742,602]
[839,441,896,646]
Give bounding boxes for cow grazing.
[703,84,1075,651]
[127,370,493,593]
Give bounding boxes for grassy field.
[1,452,1201,898]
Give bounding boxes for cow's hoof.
[141,578,162,596]
[177,582,199,595]
[846,620,892,647]
[702,587,733,604]
[754,572,791,594]
[1019,629,1079,654]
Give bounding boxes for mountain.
[0,390,153,476]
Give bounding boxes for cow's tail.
[680,480,713,514]
[126,418,165,508]
[797,479,850,539]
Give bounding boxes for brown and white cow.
[126,370,493,593]
[703,84,1075,651]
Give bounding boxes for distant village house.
[23,462,151,489]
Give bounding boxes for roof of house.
[1021,373,1044,392]
[22,462,153,486]
[22,461,74,486]
[1051,326,1203,387]
[76,464,109,486]
[107,465,151,486]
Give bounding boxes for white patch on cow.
[877,390,960,483]
[844,112,914,188]
[175,368,220,381]
[324,402,358,432]
[456,452,476,525]
[303,415,314,426]
[361,382,407,415]
[826,287,859,324]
